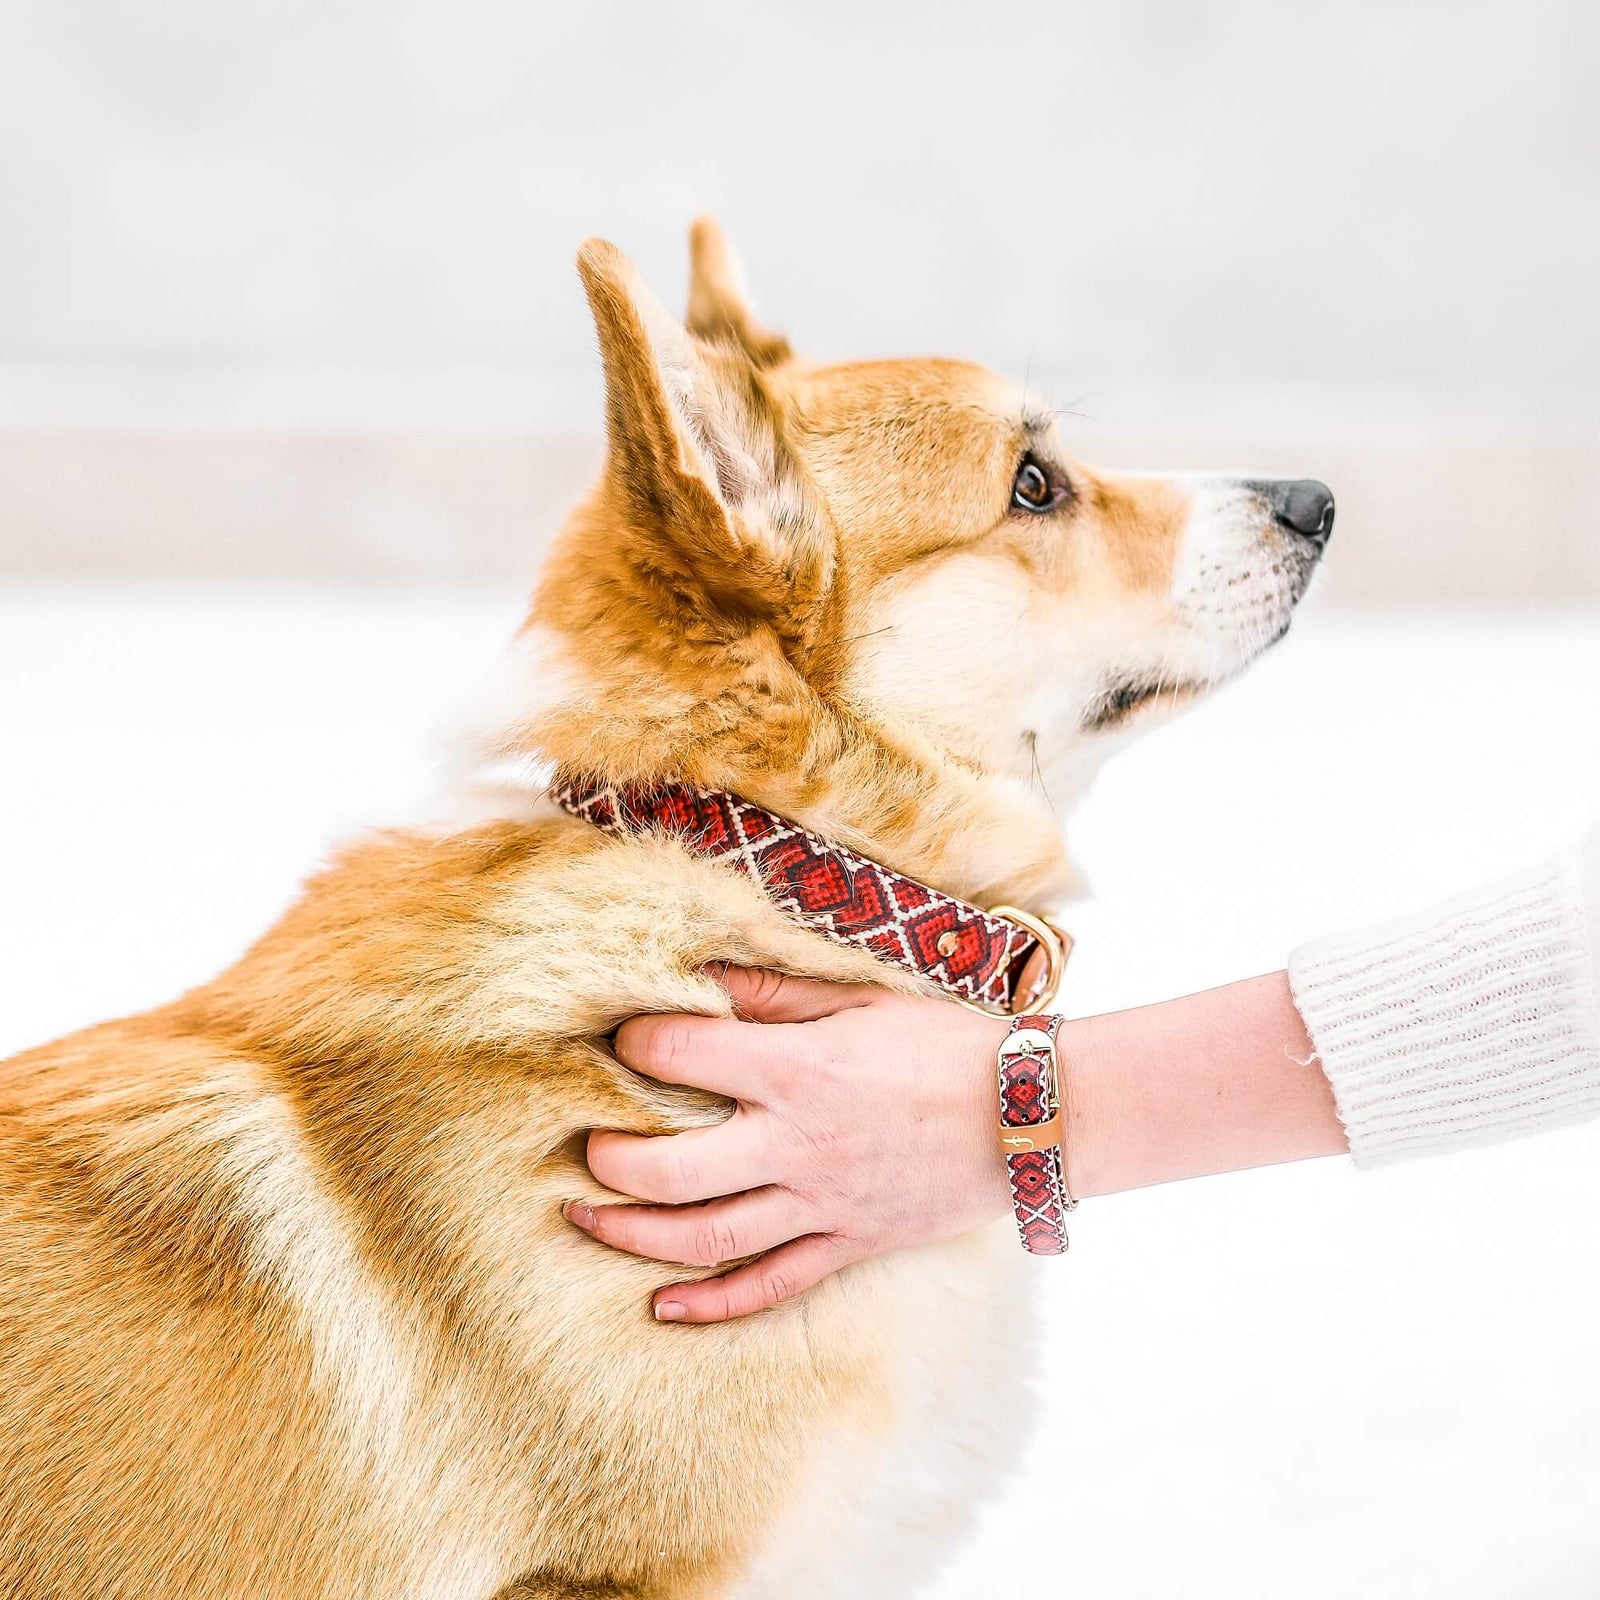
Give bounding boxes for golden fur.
[0,219,1322,1598]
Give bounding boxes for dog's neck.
[437,625,1081,914]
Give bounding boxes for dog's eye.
[1012,457,1060,514]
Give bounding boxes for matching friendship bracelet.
[996,1013,1075,1254]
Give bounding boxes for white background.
[4,0,1598,402]
[4,0,1597,599]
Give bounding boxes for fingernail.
[564,1201,595,1232]
[654,1300,688,1322]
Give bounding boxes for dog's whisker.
[1024,729,1058,822]
[835,624,895,648]
[1049,390,1103,424]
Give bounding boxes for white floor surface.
[2,586,1598,1598]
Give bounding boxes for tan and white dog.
[0,220,1331,1599]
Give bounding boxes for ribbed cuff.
[1288,837,1600,1166]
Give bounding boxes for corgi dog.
[0,219,1331,1600]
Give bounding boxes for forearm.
[1064,971,1348,1199]
[1063,829,1600,1195]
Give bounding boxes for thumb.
[712,966,880,1025]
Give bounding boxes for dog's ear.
[577,237,829,630]
[685,216,792,369]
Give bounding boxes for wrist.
[1058,1009,1129,1200]
[966,1011,1016,1220]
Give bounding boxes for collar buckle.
[979,904,1073,1016]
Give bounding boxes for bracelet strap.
[997,1013,1074,1255]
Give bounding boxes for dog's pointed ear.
[685,216,792,369]
[577,237,829,627]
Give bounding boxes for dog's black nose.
[1253,478,1335,545]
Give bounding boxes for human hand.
[565,968,1012,1323]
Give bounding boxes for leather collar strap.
[547,776,1066,1015]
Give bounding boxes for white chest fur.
[732,1225,1034,1599]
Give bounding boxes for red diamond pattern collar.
[547,776,1069,1015]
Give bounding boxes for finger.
[651,1233,858,1324]
[565,1185,812,1267]
[586,1116,775,1205]
[614,1011,792,1100]
[714,966,880,1024]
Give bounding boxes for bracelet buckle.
[997,1012,1075,1253]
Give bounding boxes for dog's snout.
[1249,478,1335,546]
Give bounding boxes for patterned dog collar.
[547,776,1071,1016]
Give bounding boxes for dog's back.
[0,820,1023,1598]
[2,1022,332,1594]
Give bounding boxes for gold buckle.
[959,905,1073,1017]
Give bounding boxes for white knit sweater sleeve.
[1287,828,1600,1166]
